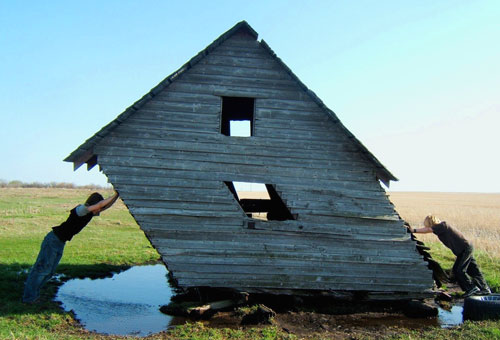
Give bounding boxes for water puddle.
[56,264,179,336]
[438,303,464,328]
[56,264,464,337]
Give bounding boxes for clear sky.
[1,0,499,192]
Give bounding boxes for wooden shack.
[65,21,434,300]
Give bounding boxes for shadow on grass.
[0,263,130,317]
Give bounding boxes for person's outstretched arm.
[87,191,119,214]
[412,226,433,234]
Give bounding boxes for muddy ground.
[165,287,462,339]
[197,308,440,339]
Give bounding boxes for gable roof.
[65,20,397,187]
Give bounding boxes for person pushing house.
[23,191,120,304]
[411,215,491,298]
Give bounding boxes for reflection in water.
[56,264,175,336]
[56,264,464,336]
[438,304,464,328]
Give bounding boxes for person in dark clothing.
[22,191,119,303]
[412,215,491,297]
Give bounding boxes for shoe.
[463,286,480,298]
[477,287,492,295]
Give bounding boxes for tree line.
[0,180,107,189]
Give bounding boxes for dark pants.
[453,245,488,292]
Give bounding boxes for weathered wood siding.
[94,30,433,295]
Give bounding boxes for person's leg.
[467,256,490,292]
[453,246,475,292]
[23,231,65,303]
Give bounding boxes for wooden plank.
[211,43,270,57]
[115,121,217,134]
[125,199,239,213]
[179,72,300,91]
[124,114,342,137]
[284,197,395,212]
[173,276,431,293]
[98,153,377,183]
[144,98,220,113]
[220,36,260,48]
[96,145,376,177]
[158,243,423,263]
[257,98,324,111]
[100,135,362,160]
[254,117,340,132]
[156,248,424,266]
[142,217,404,236]
[166,261,431,283]
[152,91,220,104]
[155,242,422,263]
[254,126,345,142]
[108,176,223,190]
[166,262,430,282]
[168,81,311,102]
[198,54,280,70]
[257,107,328,120]
[108,125,357,150]
[132,110,220,124]
[151,237,418,259]
[116,120,352,145]
[100,162,384,193]
[148,229,418,252]
[137,215,245,227]
[279,187,388,202]
[170,267,431,285]
[110,126,213,141]
[131,206,243,218]
[286,201,396,219]
[209,48,270,59]
[142,226,402,245]
[250,221,405,238]
[189,63,292,81]
[171,270,431,286]
[118,186,229,201]
[120,191,232,205]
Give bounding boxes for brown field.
[388,191,500,257]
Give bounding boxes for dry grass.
[388,192,500,257]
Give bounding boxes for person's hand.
[405,223,413,233]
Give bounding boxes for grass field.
[1,188,499,339]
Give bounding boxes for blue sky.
[1,0,499,192]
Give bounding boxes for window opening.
[221,97,254,136]
[225,181,295,221]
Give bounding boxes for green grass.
[421,240,500,293]
[1,188,500,339]
[0,188,161,339]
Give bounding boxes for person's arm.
[87,191,119,214]
[412,226,433,234]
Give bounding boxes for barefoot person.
[23,191,120,303]
[411,215,491,297]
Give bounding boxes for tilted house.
[66,21,434,300]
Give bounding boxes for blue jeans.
[23,231,65,303]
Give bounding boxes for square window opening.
[221,97,254,137]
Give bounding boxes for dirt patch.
[196,308,439,339]
[184,287,466,339]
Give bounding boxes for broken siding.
[93,31,432,295]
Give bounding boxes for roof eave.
[64,21,257,168]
